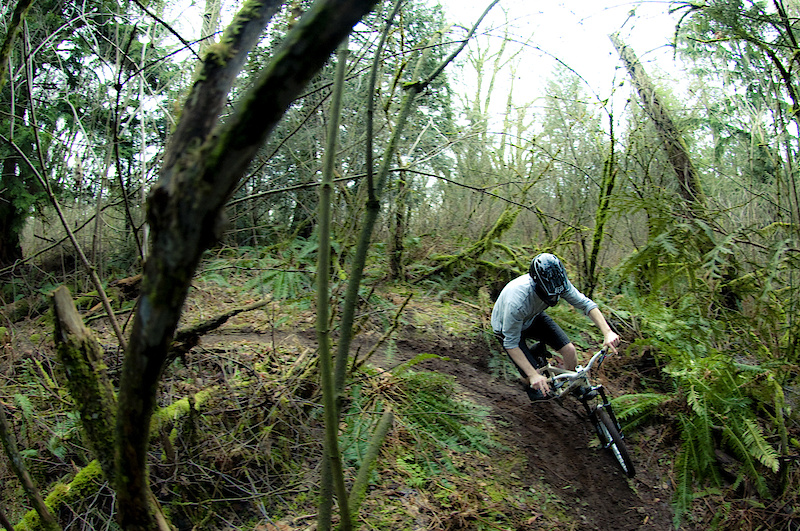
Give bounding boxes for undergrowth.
[2,284,557,530]
[609,290,799,529]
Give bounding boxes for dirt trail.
[391,333,674,531]
[275,325,676,531]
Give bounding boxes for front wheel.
[595,406,635,478]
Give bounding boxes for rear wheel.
[595,407,635,478]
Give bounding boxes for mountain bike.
[532,349,636,478]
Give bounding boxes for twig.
[351,293,413,372]
[168,299,271,362]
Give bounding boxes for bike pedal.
[530,389,547,401]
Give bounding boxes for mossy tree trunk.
[52,286,172,530]
[585,121,617,298]
[113,0,379,528]
[418,204,522,281]
[610,33,705,215]
[52,287,117,478]
[610,33,749,311]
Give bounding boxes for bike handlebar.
[548,348,608,383]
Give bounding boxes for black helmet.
[529,253,568,306]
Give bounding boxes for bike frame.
[539,350,626,445]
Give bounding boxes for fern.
[610,392,671,431]
[739,418,780,473]
[14,393,36,420]
[199,271,231,287]
[612,281,787,525]
[721,425,770,497]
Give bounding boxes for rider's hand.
[603,331,620,354]
[528,371,550,394]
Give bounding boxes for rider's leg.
[494,332,548,402]
[557,342,578,371]
[521,313,571,367]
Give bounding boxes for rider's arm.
[506,346,550,393]
[588,307,620,353]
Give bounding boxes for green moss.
[15,460,103,530]
[202,0,267,68]
[151,387,215,432]
[203,42,236,67]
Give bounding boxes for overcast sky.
[434,0,687,117]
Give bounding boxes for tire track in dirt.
[385,333,676,531]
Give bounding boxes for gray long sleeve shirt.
[491,274,598,350]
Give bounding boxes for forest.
[1,0,799,529]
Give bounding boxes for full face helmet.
[529,253,569,306]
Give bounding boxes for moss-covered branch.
[0,403,59,530]
[0,0,34,90]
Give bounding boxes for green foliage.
[346,358,497,480]
[389,369,497,457]
[611,288,786,527]
[612,392,673,431]
[199,239,320,300]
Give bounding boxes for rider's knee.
[559,342,576,357]
[559,343,577,369]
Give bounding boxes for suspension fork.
[581,385,625,436]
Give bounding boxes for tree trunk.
[0,159,24,268]
[610,33,705,212]
[389,172,408,280]
[416,204,522,281]
[114,0,378,527]
[586,123,617,298]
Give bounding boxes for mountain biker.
[491,253,620,401]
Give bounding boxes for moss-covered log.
[52,286,117,479]
[415,205,522,281]
[12,379,216,530]
[14,460,103,531]
[51,286,172,531]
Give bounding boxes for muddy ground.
[265,321,680,531]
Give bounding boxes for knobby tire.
[595,406,635,478]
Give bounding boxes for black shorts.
[495,312,570,373]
